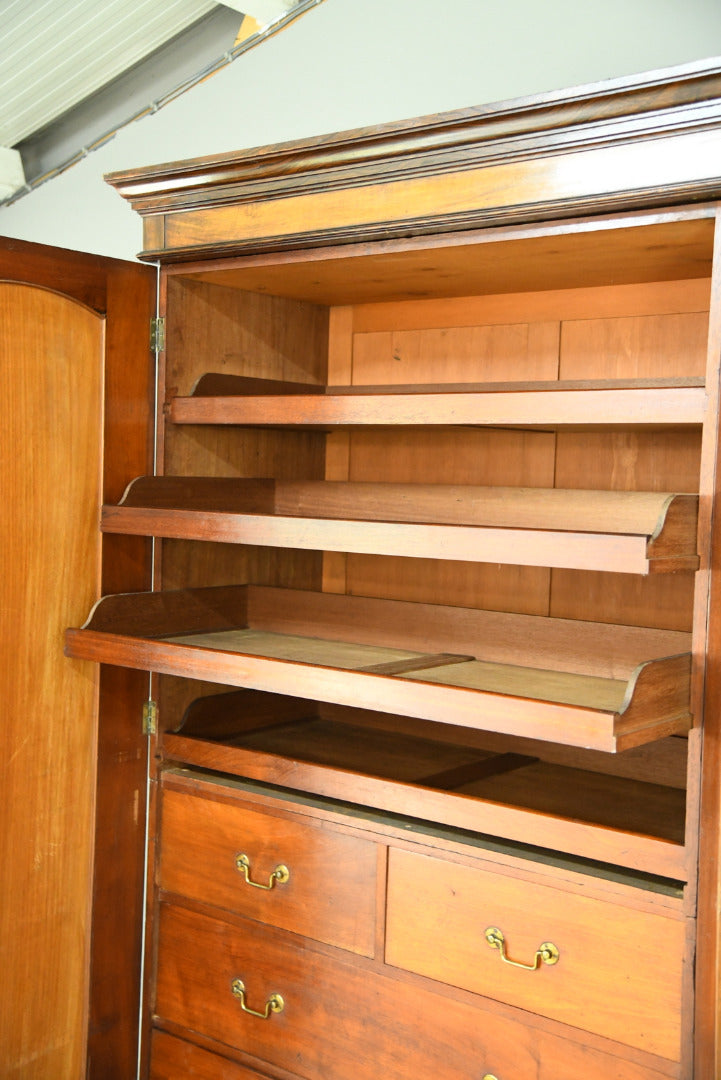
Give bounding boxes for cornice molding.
[107,59,721,216]
[106,58,721,260]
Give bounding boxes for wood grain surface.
[0,283,103,1079]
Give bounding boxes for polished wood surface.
[156,128,721,257]
[162,692,685,878]
[163,220,714,308]
[61,188,710,1074]
[102,480,699,574]
[65,584,692,754]
[159,787,378,955]
[34,61,721,1076]
[170,380,706,427]
[386,848,684,1059]
[77,583,692,678]
[154,903,677,1080]
[0,234,112,309]
[691,206,721,1078]
[150,1030,273,1079]
[0,283,103,1079]
[105,61,721,260]
[108,66,721,209]
[89,260,155,1079]
[0,240,154,1080]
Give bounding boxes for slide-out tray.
[168,374,706,428]
[65,585,692,754]
[102,477,700,574]
[163,688,687,881]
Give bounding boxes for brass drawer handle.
[231,977,285,1019]
[235,852,290,890]
[484,926,559,970]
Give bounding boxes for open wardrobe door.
[0,238,154,1080]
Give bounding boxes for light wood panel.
[0,284,103,1079]
[551,426,702,628]
[351,320,559,385]
[551,303,704,630]
[550,570,696,631]
[554,430,702,494]
[352,277,711,331]
[169,380,706,427]
[559,311,708,380]
[322,305,354,593]
[166,224,713,308]
[160,278,328,599]
[347,321,557,619]
[385,848,685,1060]
[462,760,685,842]
[165,277,329,394]
[344,426,555,613]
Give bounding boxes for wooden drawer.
[150,1029,275,1078]
[385,848,684,1061]
[159,786,377,956]
[154,902,676,1080]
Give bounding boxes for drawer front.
[385,848,684,1061]
[159,787,377,956]
[154,902,675,1080]
[150,1029,274,1079]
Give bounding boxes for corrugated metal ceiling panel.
[0,0,220,147]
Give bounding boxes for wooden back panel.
[158,279,330,722]
[328,280,707,631]
[161,277,328,594]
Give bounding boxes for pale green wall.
[2,0,721,260]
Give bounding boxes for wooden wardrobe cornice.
[106,58,721,261]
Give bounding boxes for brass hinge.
[150,316,166,353]
[142,700,158,736]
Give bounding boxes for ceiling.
[0,0,306,199]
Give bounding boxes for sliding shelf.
[103,477,699,574]
[168,374,707,428]
[162,690,686,880]
[65,585,692,754]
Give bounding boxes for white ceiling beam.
[0,147,25,200]
[0,0,219,148]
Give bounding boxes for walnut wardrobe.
[8,59,721,1080]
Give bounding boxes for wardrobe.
[6,59,721,1079]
